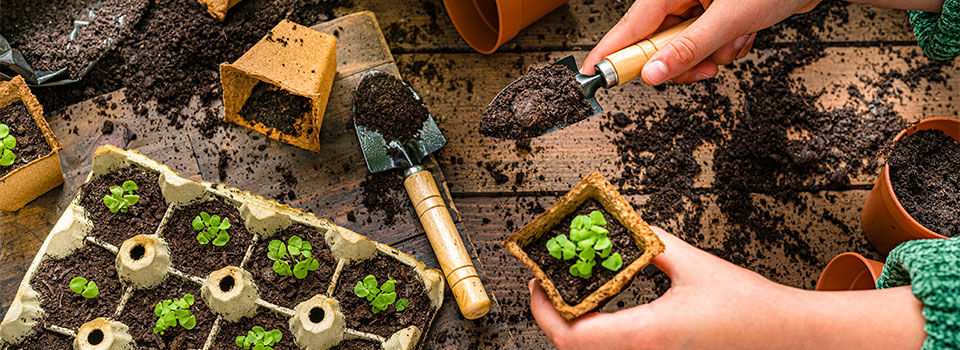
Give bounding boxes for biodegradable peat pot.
[442,0,567,54]
[220,20,337,153]
[197,0,242,21]
[504,172,664,320]
[0,75,64,211]
[815,252,885,291]
[861,118,959,254]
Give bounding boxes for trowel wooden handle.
[404,168,491,319]
[602,17,697,86]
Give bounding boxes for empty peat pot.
[815,253,884,291]
[74,318,135,350]
[442,0,567,53]
[861,117,959,254]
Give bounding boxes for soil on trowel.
[247,224,337,309]
[30,244,122,330]
[354,72,429,142]
[334,254,432,338]
[888,129,960,237]
[240,82,311,137]
[79,165,169,247]
[481,64,593,140]
[210,308,298,350]
[0,102,52,178]
[6,329,73,349]
[522,199,642,305]
[163,198,253,277]
[117,277,215,350]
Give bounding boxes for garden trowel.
[353,70,491,319]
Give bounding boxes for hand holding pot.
[529,226,926,349]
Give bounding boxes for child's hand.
[581,0,821,85]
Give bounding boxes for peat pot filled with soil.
[504,172,663,320]
[862,117,960,254]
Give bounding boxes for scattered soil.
[521,200,642,305]
[333,254,432,338]
[888,129,960,237]
[210,308,297,350]
[117,276,215,350]
[79,165,169,247]
[480,64,592,140]
[247,224,337,309]
[6,329,72,349]
[331,339,381,350]
[162,199,253,277]
[30,244,122,330]
[354,72,429,141]
[0,102,52,178]
[359,169,408,226]
[240,82,310,137]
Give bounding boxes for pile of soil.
[521,200,642,305]
[7,329,72,349]
[888,129,960,237]
[359,169,408,226]
[480,64,592,140]
[210,309,298,350]
[79,166,169,247]
[354,72,429,141]
[117,277,215,350]
[162,199,253,277]
[240,82,311,137]
[333,254,432,338]
[30,244,122,330]
[247,224,337,309]
[0,102,52,178]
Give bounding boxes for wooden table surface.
[2,1,960,349]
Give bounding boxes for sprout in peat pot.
[546,210,623,278]
[267,235,320,279]
[0,124,16,166]
[353,274,410,313]
[235,326,283,350]
[153,294,197,335]
[193,211,232,246]
[69,277,99,299]
[102,180,140,213]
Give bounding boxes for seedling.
[235,326,282,350]
[193,211,231,246]
[0,124,16,167]
[69,277,99,299]
[267,235,319,279]
[153,294,197,335]
[102,180,140,213]
[546,210,623,278]
[353,274,410,313]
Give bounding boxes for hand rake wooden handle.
[601,17,697,86]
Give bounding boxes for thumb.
[641,8,744,85]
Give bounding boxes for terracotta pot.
[861,117,959,254]
[442,0,567,54]
[815,252,885,291]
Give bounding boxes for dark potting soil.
[333,254,432,338]
[210,308,297,350]
[359,169,408,226]
[163,199,253,277]
[480,64,593,140]
[354,72,430,142]
[6,329,73,349]
[331,339,381,350]
[0,102,52,178]
[247,224,337,309]
[117,277,215,350]
[79,165,168,247]
[521,200,642,305]
[888,129,960,237]
[30,244,122,330]
[240,82,310,137]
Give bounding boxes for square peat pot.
[0,75,64,211]
[220,19,337,153]
[504,172,664,320]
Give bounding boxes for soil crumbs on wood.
[354,72,429,142]
[118,277,215,350]
[240,82,311,137]
[31,244,122,330]
[247,224,337,309]
[6,329,73,349]
[79,166,168,247]
[0,102,52,178]
[331,339,381,350]
[163,199,253,277]
[211,308,298,350]
[522,200,642,305]
[889,129,960,237]
[334,254,432,338]
[359,169,408,226]
[480,64,592,140]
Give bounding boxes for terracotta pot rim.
[815,252,884,291]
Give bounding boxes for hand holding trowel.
[353,71,491,319]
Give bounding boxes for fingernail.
[643,60,668,85]
[694,72,711,81]
[733,35,749,50]
[528,279,535,295]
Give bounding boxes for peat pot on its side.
[815,252,885,291]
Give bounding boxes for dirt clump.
[354,72,429,141]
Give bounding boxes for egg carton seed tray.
[0,145,444,350]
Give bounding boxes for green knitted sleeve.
[909,0,960,60]
[877,237,960,350]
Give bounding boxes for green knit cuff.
[909,0,960,60]
[877,237,960,350]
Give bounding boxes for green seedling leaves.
[395,298,410,311]
[194,211,231,246]
[353,274,409,313]
[602,252,623,272]
[0,124,15,167]
[102,180,140,213]
[266,235,318,279]
[69,277,99,298]
[235,326,282,350]
[589,210,607,226]
[548,210,624,278]
[153,294,196,335]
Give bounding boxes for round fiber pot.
[815,253,885,291]
[442,0,567,54]
[861,117,959,254]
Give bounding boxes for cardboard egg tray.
[0,146,444,350]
